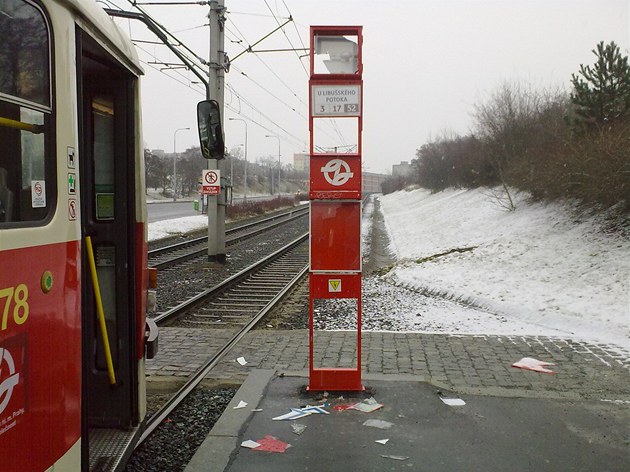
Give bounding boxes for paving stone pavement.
[147,328,630,401]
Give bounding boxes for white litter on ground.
[440,397,466,406]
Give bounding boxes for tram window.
[93,96,115,220]
[0,0,53,224]
[0,0,51,107]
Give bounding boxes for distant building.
[151,149,166,158]
[362,171,387,194]
[392,161,413,177]
[293,153,309,173]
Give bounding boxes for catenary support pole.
[207,0,226,262]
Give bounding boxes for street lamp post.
[265,135,281,195]
[229,118,248,202]
[172,127,190,201]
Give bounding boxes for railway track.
[139,234,309,445]
[148,205,309,270]
[136,200,362,450]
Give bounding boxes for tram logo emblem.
[0,347,20,416]
[321,159,354,187]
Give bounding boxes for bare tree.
[473,81,566,210]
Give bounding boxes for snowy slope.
[379,188,630,350]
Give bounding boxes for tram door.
[77,30,139,431]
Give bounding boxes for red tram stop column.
[308,25,364,391]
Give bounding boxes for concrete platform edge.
[184,370,431,472]
[183,366,617,472]
[185,369,276,472]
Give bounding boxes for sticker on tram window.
[96,245,116,267]
[0,284,29,331]
[96,193,115,220]
[31,180,46,208]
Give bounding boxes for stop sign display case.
[308,25,364,391]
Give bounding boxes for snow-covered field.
[147,188,629,352]
[378,188,629,351]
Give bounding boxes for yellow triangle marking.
[328,279,341,292]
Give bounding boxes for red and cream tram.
[0,0,157,470]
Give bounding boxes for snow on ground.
[149,215,208,241]
[378,188,630,351]
[147,190,629,352]
[147,199,308,241]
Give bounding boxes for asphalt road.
[147,200,199,223]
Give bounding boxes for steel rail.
[138,243,308,446]
[152,232,307,325]
[148,206,308,269]
[148,205,308,258]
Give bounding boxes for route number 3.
[0,284,29,330]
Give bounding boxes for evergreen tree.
[570,41,630,129]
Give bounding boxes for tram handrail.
[0,116,44,134]
[85,236,117,385]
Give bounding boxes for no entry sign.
[201,169,220,195]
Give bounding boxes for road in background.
[148,195,297,223]
[148,201,199,223]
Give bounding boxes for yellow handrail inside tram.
[0,116,43,134]
[85,236,117,385]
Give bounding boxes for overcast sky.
[107,0,629,174]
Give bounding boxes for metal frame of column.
[308,25,364,391]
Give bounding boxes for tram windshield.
[0,0,52,224]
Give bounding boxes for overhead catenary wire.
[134,0,348,147]
[108,0,351,154]
[225,84,308,150]
[108,1,209,93]
[229,64,343,144]
[109,0,304,150]
[229,17,293,63]
[108,0,209,77]
[263,0,307,76]
[227,10,285,19]
[287,15,352,146]
[124,0,210,69]
[223,15,306,108]
[226,104,306,152]
[267,1,349,146]
[283,0,308,59]
[135,43,207,94]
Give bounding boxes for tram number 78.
[0,284,29,330]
